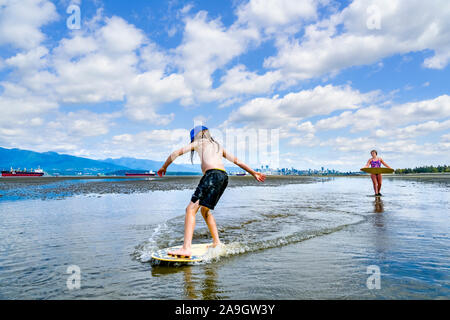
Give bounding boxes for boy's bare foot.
[168,247,192,257]
[207,242,222,248]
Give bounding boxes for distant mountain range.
[0,147,202,175]
[102,157,202,173]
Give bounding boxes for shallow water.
[0,176,448,299]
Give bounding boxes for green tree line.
[395,165,450,174]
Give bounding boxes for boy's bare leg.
[200,206,221,247]
[168,201,200,257]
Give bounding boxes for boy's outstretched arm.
[157,143,196,177]
[223,148,266,182]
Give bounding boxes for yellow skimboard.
[151,243,226,263]
[361,167,394,174]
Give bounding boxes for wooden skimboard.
[151,243,225,263]
[361,167,394,174]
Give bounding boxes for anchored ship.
[1,166,44,177]
[125,170,156,177]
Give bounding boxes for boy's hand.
[157,167,166,177]
[253,172,266,182]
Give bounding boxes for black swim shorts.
[191,169,228,210]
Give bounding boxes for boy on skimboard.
[157,126,266,258]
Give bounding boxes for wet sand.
[0,176,317,201]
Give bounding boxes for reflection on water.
[0,176,449,299]
[151,264,224,299]
[374,197,384,214]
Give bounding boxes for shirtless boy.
[157,126,266,257]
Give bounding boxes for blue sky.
[0,0,449,170]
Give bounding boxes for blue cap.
[190,125,208,142]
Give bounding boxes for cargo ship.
[1,167,44,177]
[125,170,156,177]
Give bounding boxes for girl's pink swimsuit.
[370,159,381,168]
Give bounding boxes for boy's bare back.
[158,131,265,182]
[193,139,226,174]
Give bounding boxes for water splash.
[136,219,363,265]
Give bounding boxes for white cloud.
[175,11,259,101]
[288,134,318,147]
[53,34,99,58]
[0,83,58,126]
[283,94,450,169]
[112,129,187,146]
[316,95,450,131]
[47,110,118,137]
[296,121,316,133]
[288,121,318,146]
[3,14,188,124]
[226,84,377,128]
[5,46,49,71]
[0,0,58,49]
[49,16,146,104]
[441,133,450,142]
[108,129,189,160]
[98,16,145,54]
[52,51,134,103]
[374,119,450,139]
[0,108,118,154]
[139,42,170,72]
[214,64,282,99]
[125,71,191,124]
[321,136,450,157]
[265,0,450,80]
[236,0,320,34]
